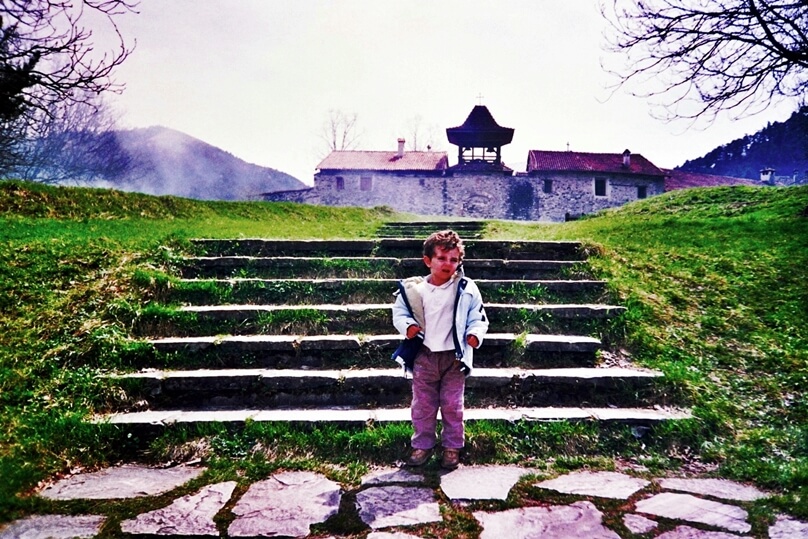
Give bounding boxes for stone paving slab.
[769,514,808,539]
[534,470,650,499]
[367,532,424,539]
[623,513,658,534]
[120,481,237,536]
[635,492,751,534]
[656,525,750,538]
[356,486,442,529]
[440,465,532,501]
[228,471,341,538]
[473,500,620,539]
[361,467,425,485]
[0,515,106,539]
[658,477,769,501]
[38,464,205,500]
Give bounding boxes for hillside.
[94,126,306,200]
[678,106,808,183]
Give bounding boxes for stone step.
[111,366,663,409]
[168,277,607,305]
[189,238,584,260]
[177,303,624,322]
[179,256,584,280]
[177,302,625,319]
[149,333,602,354]
[376,220,488,238]
[99,406,691,427]
[134,303,625,338]
[142,333,602,369]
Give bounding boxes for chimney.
[760,167,775,184]
[622,149,631,168]
[397,138,405,158]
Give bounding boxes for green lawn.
[1,179,806,522]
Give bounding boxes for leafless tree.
[601,0,808,123]
[1,0,137,173]
[319,109,362,153]
[404,114,442,151]
[12,94,132,184]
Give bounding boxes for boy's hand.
[466,334,479,348]
[406,325,422,339]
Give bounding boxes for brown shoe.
[441,448,461,470]
[406,448,433,467]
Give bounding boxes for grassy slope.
[1,180,806,522]
[488,186,808,514]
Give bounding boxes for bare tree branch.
[319,109,362,154]
[404,114,442,151]
[1,0,137,173]
[601,0,808,123]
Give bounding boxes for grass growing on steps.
[0,180,393,517]
[1,180,807,522]
[489,185,808,514]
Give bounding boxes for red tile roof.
[316,151,449,172]
[527,150,664,176]
[663,169,759,191]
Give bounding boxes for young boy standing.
[392,230,488,469]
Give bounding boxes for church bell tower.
[446,105,514,173]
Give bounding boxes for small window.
[543,179,553,194]
[594,178,607,197]
[360,175,372,191]
[637,185,647,199]
[335,176,344,190]
[419,178,426,187]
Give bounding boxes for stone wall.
[262,171,665,222]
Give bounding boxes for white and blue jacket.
[391,270,488,375]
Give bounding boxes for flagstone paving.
[356,486,442,529]
[440,465,532,501]
[534,469,650,499]
[120,481,237,536]
[38,464,205,500]
[623,513,659,534]
[769,515,808,539]
[473,501,620,539]
[3,465,808,538]
[656,526,748,539]
[635,492,752,534]
[657,477,769,501]
[227,471,342,537]
[0,515,106,539]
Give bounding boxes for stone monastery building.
[263,105,670,222]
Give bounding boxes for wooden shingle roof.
[316,151,449,172]
[527,150,664,176]
[446,105,515,148]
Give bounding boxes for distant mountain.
[677,107,808,184]
[95,126,305,200]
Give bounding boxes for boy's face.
[424,246,461,286]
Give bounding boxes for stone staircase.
[101,223,689,429]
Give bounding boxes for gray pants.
[410,347,466,450]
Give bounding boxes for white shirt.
[418,277,456,352]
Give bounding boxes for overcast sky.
[104,0,798,184]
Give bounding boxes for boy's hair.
[423,229,465,260]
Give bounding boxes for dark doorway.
[507,181,535,220]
